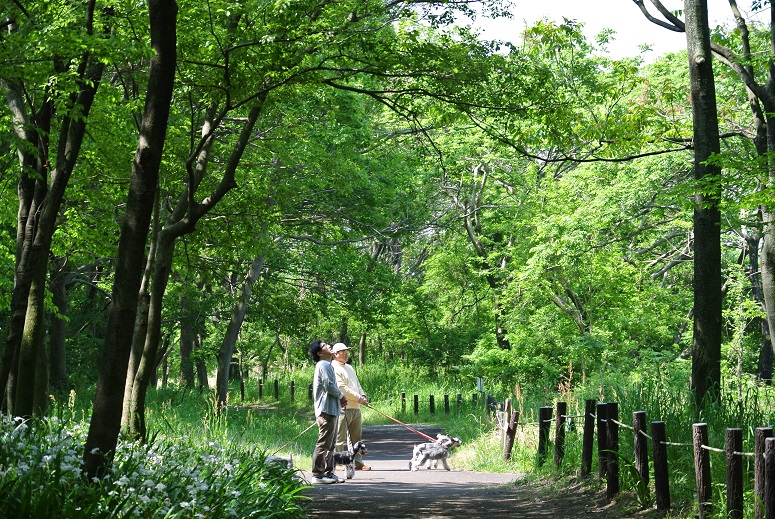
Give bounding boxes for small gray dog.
[409,433,462,471]
[333,440,368,479]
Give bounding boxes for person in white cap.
[331,342,371,471]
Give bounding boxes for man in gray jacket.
[309,339,347,484]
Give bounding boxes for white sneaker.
[325,471,345,483]
[312,475,337,484]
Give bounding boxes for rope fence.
[493,398,775,519]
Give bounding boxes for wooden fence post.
[429,395,435,414]
[633,411,649,494]
[726,428,743,519]
[596,402,608,480]
[756,427,773,519]
[273,379,279,400]
[444,394,450,414]
[290,380,295,402]
[766,437,775,519]
[538,406,553,465]
[652,421,670,512]
[694,423,712,519]
[555,401,567,468]
[504,410,520,461]
[401,392,406,413]
[581,399,596,476]
[259,379,263,399]
[456,393,462,414]
[307,383,313,403]
[414,394,419,414]
[606,402,619,499]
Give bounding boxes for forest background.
[2,0,775,516]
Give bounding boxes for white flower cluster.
[0,414,304,518]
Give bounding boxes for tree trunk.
[127,234,175,439]
[83,0,177,479]
[216,251,267,408]
[358,331,366,367]
[685,0,723,409]
[179,283,196,389]
[49,261,68,390]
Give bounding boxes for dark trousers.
[312,412,338,477]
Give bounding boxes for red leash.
[364,403,437,442]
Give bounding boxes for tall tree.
[1,0,108,415]
[82,0,178,479]
[684,0,723,407]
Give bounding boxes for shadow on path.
[300,424,623,518]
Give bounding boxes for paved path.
[300,424,622,518]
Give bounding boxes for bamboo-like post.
[259,379,263,399]
[606,402,619,499]
[273,379,279,400]
[538,406,553,465]
[596,402,608,480]
[444,394,450,414]
[504,410,520,461]
[756,427,773,519]
[726,428,743,519]
[652,421,670,511]
[290,380,295,402]
[581,399,596,476]
[554,401,567,468]
[694,423,712,519]
[766,437,775,519]
[633,411,649,492]
[401,392,406,413]
[414,394,419,414]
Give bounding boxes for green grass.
[5,360,775,518]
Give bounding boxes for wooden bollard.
[401,392,406,413]
[429,395,435,414]
[537,406,552,465]
[414,394,419,414]
[633,411,649,493]
[693,423,712,519]
[444,394,450,414]
[756,428,773,519]
[456,393,462,413]
[273,379,279,400]
[290,380,295,402]
[596,402,608,480]
[554,401,567,468]
[606,402,619,499]
[580,399,595,476]
[765,437,775,519]
[308,383,313,402]
[652,421,670,511]
[726,428,743,519]
[259,380,263,399]
[504,410,520,461]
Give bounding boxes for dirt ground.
[300,424,655,519]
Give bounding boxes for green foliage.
[0,397,307,519]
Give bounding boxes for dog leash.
[363,403,437,442]
[271,421,317,456]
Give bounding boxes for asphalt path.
[301,424,524,518]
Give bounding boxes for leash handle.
[364,403,436,442]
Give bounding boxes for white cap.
[331,343,350,354]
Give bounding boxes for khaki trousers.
[336,407,364,464]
